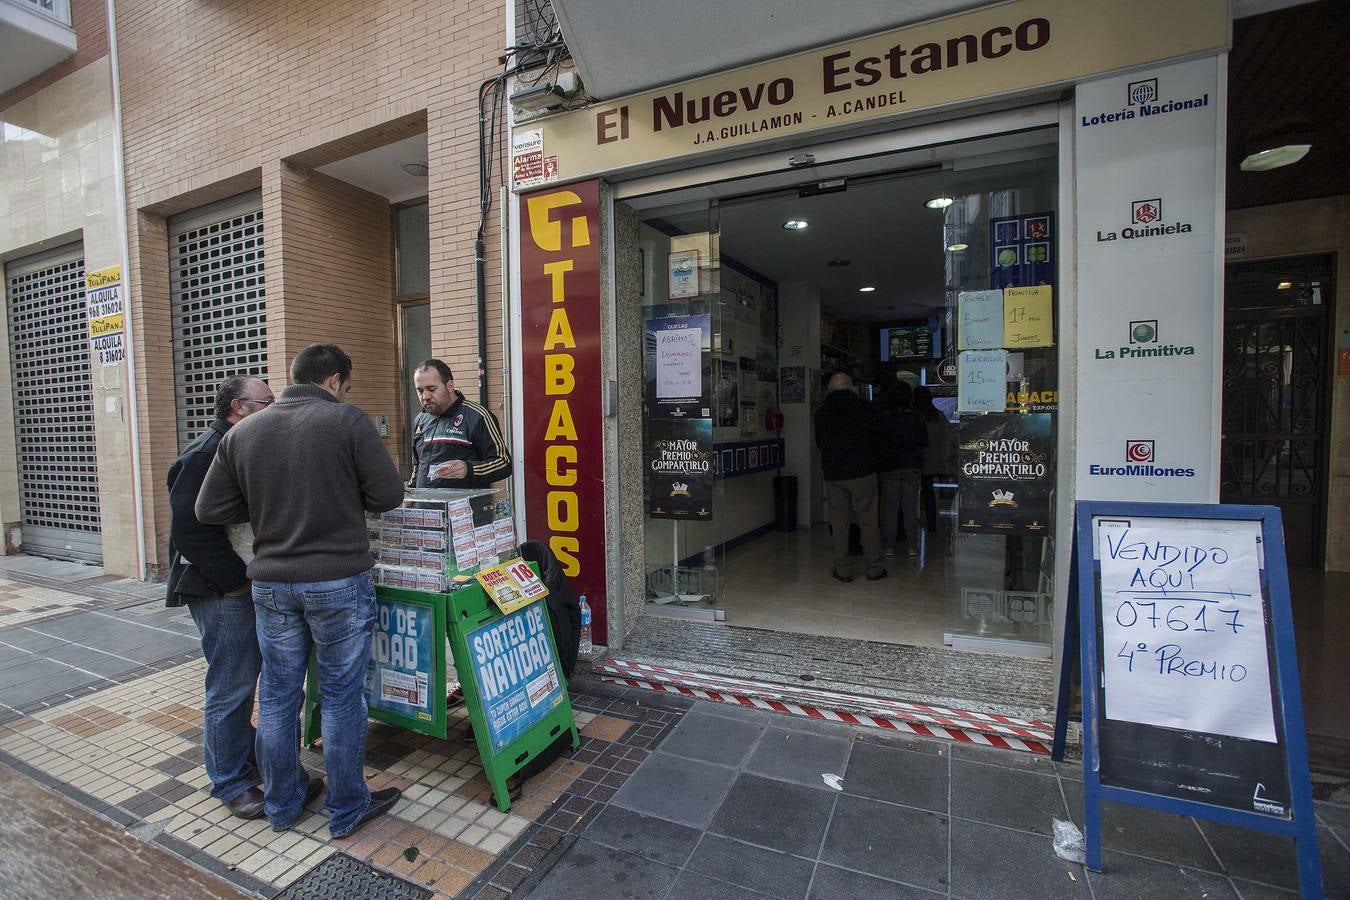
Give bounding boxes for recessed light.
[1240,143,1312,173]
[925,196,954,210]
[1277,281,1293,290]
[858,285,876,293]
[783,219,809,231]
[401,161,429,177]
[946,242,969,252]
[827,258,851,267]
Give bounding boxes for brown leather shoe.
[224,786,266,820]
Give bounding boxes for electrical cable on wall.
[474,0,571,404]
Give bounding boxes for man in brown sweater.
[196,344,406,838]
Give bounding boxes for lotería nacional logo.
[1097,197,1192,243]
[1080,76,1210,129]
[1094,320,1195,361]
[1088,439,1195,478]
[1127,78,1158,106]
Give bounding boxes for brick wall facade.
[115,0,508,573]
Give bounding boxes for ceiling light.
[925,196,954,210]
[1277,281,1293,290]
[946,242,969,252]
[782,219,809,231]
[858,285,876,293]
[827,259,851,267]
[1239,142,1312,173]
[401,162,429,177]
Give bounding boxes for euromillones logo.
[1094,320,1196,361]
[1080,75,1211,129]
[1097,197,1192,243]
[1089,439,1196,479]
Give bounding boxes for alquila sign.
[515,0,1227,188]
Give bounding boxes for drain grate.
[275,853,431,900]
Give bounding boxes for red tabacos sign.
[519,180,608,643]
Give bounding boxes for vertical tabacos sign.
[519,181,607,641]
[516,0,1227,187]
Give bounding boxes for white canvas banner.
[1074,56,1223,502]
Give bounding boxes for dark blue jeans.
[252,572,377,835]
[187,594,261,803]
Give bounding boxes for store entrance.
[624,131,1060,659]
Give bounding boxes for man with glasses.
[166,374,276,819]
[197,345,406,838]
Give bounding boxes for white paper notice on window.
[655,327,701,399]
[1097,522,1276,743]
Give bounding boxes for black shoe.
[866,570,888,581]
[333,787,401,839]
[832,571,853,584]
[303,774,326,807]
[224,786,266,820]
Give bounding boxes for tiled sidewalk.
[0,658,678,897]
[522,701,1350,900]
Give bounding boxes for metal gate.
[5,245,102,562]
[1221,255,1332,568]
[169,192,268,448]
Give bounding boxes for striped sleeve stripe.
[463,400,510,460]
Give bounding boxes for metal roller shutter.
[169,192,268,448]
[5,245,102,563]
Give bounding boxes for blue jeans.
[252,572,377,835]
[187,594,262,803]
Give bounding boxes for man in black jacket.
[814,372,887,583]
[410,359,511,488]
[166,374,274,819]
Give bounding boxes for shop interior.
[626,129,1060,655]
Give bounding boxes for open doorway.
[623,130,1061,658]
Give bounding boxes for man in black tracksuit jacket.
[410,358,511,488]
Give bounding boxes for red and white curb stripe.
[596,658,1053,745]
[599,675,1051,754]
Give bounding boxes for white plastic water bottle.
[579,595,593,656]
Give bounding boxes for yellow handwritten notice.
[1003,286,1053,348]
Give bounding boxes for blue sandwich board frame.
[1059,501,1322,898]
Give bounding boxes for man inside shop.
[410,359,511,488]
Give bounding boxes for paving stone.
[685,833,814,900]
[743,728,851,790]
[842,740,949,812]
[951,741,1059,774]
[1197,820,1350,892]
[667,870,775,899]
[949,818,1087,900]
[1060,782,1223,872]
[709,774,836,858]
[819,794,947,891]
[1085,851,1239,900]
[951,760,1065,835]
[684,701,774,724]
[1228,878,1298,898]
[807,864,945,899]
[609,753,736,828]
[525,839,678,900]
[583,805,701,867]
[656,709,763,767]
